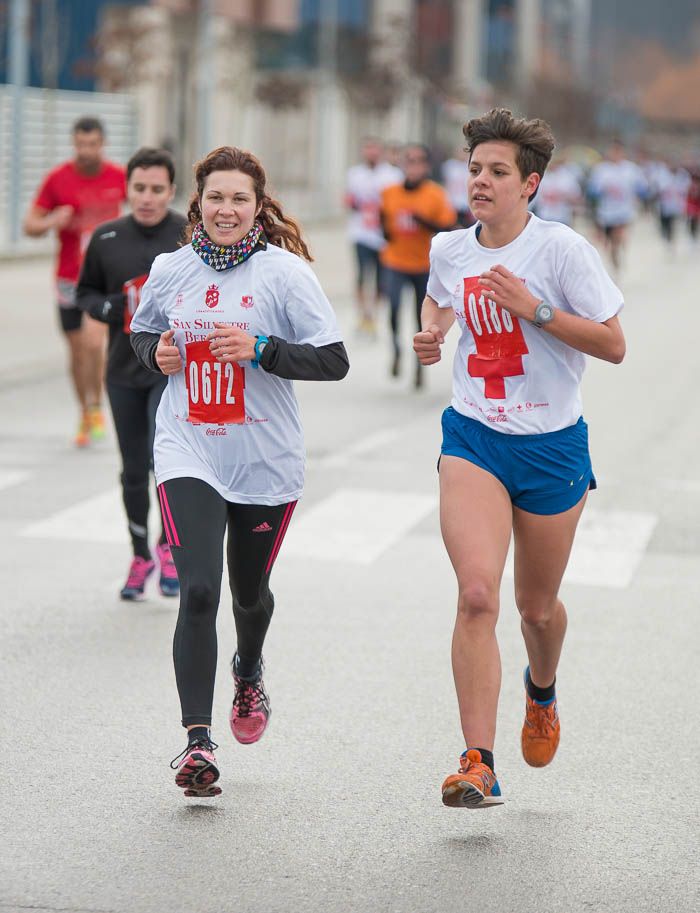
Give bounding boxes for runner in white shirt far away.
[442,148,474,228]
[130,145,349,798]
[652,161,691,247]
[413,108,625,809]
[532,155,582,226]
[345,137,403,336]
[587,139,647,272]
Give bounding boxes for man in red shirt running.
[24,116,126,446]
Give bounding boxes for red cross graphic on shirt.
[462,276,529,399]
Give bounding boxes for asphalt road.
[1,218,698,913]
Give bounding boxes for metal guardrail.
[0,85,137,252]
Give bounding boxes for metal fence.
[0,85,137,251]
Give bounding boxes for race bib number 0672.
[185,340,245,425]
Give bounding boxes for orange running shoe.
[74,414,90,448]
[87,405,106,441]
[441,749,504,809]
[521,669,560,768]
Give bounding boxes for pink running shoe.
[156,542,179,598]
[170,738,221,798]
[120,556,155,600]
[229,656,271,744]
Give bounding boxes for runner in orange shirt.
[380,144,456,387]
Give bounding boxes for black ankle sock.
[472,747,495,772]
[526,668,556,703]
[234,652,261,680]
[187,726,210,745]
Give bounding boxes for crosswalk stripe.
[20,484,656,588]
[21,486,157,544]
[310,427,402,468]
[503,508,658,589]
[0,469,30,492]
[282,487,437,564]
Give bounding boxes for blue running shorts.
[440,407,596,515]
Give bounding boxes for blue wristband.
[252,335,269,369]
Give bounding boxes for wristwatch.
[533,301,555,328]
[252,334,270,368]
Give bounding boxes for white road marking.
[659,479,700,493]
[504,508,658,589]
[22,483,438,567]
[283,487,437,564]
[21,486,160,544]
[310,427,403,468]
[0,469,30,491]
[20,485,657,589]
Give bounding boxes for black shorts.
[57,279,83,333]
[598,222,629,239]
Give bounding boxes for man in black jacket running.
[77,147,187,600]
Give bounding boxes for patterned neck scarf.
[191,220,264,271]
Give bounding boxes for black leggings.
[384,268,429,355]
[659,213,676,243]
[107,380,167,559]
[158,477,297,727]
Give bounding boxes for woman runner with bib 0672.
[130,147,349,797]
[413,109,625,808]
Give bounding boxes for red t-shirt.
[687,177,700,218]
[33,160,127,282]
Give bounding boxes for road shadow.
[444,834,507,854]
[176,802,226,821]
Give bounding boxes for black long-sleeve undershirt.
[130,331,161,374]
[260,336,349,380]
[130,332,349,382]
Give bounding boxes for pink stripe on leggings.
[265,501,297,574]
[158,484,181,547]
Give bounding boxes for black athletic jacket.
[76,211,187,388]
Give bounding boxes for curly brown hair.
[463,108,555,200]
[185,146,312,261]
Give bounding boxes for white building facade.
[94,0,588,218]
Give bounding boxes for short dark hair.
[127,147,176,183]
[403,143,431,162]
[73,116,105,136]
[463,108,555,199]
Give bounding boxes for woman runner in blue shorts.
[413,109,626,808]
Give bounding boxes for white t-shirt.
[427,215,623,434]
[131,243,343,504]
[587,160,647,226]
[442,158,470,212]
[654,166,691,217]
[346,162,403,249]
[534,167,581,225]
